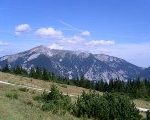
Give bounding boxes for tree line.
[1,64,150,99]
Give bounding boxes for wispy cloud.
[59,20,83,32]
[59,20,91,38]
[86,40,115,46]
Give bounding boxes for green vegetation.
[146,111,150,120]
[1,64,150,100]
[40,85,72,114]
[72,91,141,120]
[0,84,87,120]
[1,65,150,119]
[0,72,150,119]
[35,85,143,120]
[6,91,18,99]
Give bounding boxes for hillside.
[0,72,94,120]
[0,45,142,82]
[0,82,90,120]
[0,72,150,120]
[0,72,92,96]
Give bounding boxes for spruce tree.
[2,64,10,72]
[42,68,49,80]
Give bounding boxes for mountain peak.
[0,45,143,81]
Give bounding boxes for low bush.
[19,87,29,92]
[6,91,18,99]
[72,91,141,120]
[39,85,72,114]
[35,85,142,119]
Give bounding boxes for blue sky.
[0,0,150,67]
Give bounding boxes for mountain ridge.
[0,45,145,82]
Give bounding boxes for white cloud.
[57,36,85,50]
[35,27,63,38]
[59,36,114,47]
[81,31,91,36]
[47,35,115,53]
[15,24,31,35]
[86,40,115,46]
[48,43,63,49]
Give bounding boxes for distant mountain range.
[139,67,150,80]
[0,45,149,82]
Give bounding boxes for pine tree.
[14,65,22,74]
[29,67,36,78]
[2,64,10,72]
[79,75,86,87]
[35,67,42,79]
[42,68,49,80]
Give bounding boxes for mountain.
[0,45,142,82]
[139,67,150,79]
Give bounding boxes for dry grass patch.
[134,99,150,109]
[0,72,100,96]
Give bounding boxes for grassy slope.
[0,84,89,120]
[0,72,98,96]
[0,72,94,120]
[0,72,149,119]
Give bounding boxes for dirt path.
[0,80,74,96]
